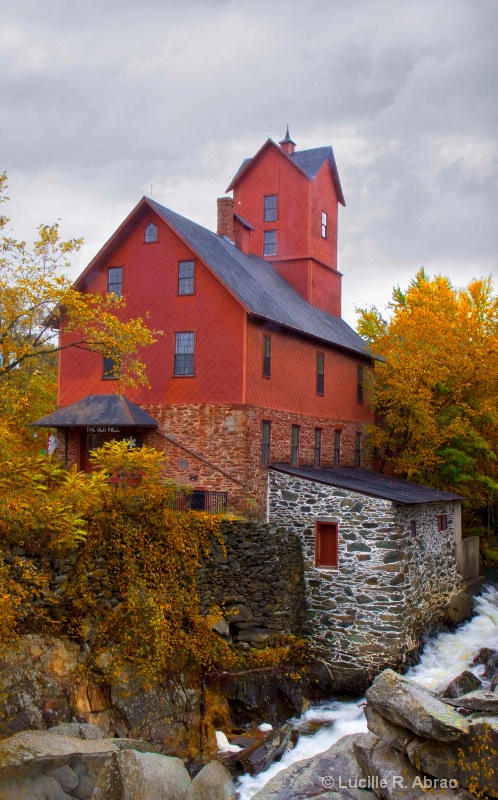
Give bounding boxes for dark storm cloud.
[1,0,496,322]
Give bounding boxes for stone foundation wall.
[147,403,372,516]
[196,519,306,646]
[55,404,372,516]
[2,519,305,652]
[268,470,465,689]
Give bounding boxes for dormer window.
[264,195,278,222]
[321,211,327,239]
[263,230,277,256]
[144,222,158,243]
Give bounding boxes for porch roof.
[31,395,158,428]
[270,464,464,504]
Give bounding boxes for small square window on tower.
[321,211,327,239]
[263,230,277,256]
[315,521,338,568]
[264,195,278,222]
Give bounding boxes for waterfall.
[237,585,498,800]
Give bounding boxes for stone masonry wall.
[196,519,305,647]
[268,469,464,690]
[396,503,465,648]
[2,519,305,653]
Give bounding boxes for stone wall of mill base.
[196,520,306,647]
[268,471,468,692]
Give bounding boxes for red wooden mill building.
[34,129,375,514]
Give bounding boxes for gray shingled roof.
[148,199,371,358]
[31,395,158,428]
[228,142,345,205]
[270,464,463,504]
[234,212,254,230]
[292,146,335,180]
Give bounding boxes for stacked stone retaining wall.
[196,519,306,645]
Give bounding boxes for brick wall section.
[57,403,373,515]
[269,470,464,691]
[144,402,372,515]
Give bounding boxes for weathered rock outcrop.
[91,750,191,799]
[364,669,470,741]
[0,730,160,799]
[0,635,222,762]
[360,668,498,799]
[353,732,474,800]
[0,634,308,772]
[0,730,238,800]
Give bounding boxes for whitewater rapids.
[237,585,498,799]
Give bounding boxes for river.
[237,584,498,799]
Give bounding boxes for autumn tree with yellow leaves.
[0,172,158,444]
[357,269,498,516]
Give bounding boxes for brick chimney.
[279,125,296,156]
[217,197,234,240]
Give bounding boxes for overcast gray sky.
[2,0,497,326]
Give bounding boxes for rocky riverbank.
[251,651,498,799]
[0,634,313,760]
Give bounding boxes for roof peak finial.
[279,125,296,155]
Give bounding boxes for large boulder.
[442,690,498,713]
[365,669,469,741]
[185,760,237,800]
[353,732,474,800]
[48,724,104,740]
[90,750,191,800]
[363,706,411,751]
[251,733,374,800]
[0,731,114,799]
[405,716,498,799]
[0,730,160,800]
